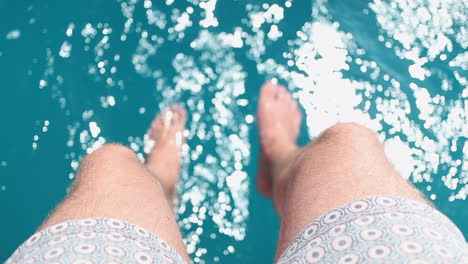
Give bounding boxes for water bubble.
[6,30,21,40]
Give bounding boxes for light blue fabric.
[7,196,468,263]
[6,218,187,264]
[276,196,468,264]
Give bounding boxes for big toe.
[170,104,187,129]
[260,81,281,102]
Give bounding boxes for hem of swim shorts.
[275,195,465,263]
[7,217,189,264]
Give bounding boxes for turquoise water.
[1,0,467,262]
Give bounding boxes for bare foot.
[146,104,187,200]
[256,80,302,200]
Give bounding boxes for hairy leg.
[255,81,428,260]
[146,104,187,202]
[39,105,190,262]
[274,123,428,258]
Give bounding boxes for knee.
[294,122,386,177]
[309,122,382,153]
[77,143,137,177]
[83,143,136,163]
[327,122,375,136]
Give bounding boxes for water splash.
[29,0,467,262]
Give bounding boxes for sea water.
[0,0,466,263]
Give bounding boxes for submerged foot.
[146,104,187,199]
[256,80,302,198]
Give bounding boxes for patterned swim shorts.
[6,196,468,263]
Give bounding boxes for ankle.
[270,147,302,216]
[263,140,298,164]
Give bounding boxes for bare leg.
[146,104,187,204]
[256,81,429,260]
[39,105,190,262]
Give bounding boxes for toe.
[180,109,188,125]
[163,108,175,127]
[152,114,163,129]
[172,105,187,126]
[149,114,164,139]
[260,80,279,100]
[169,106,177,125]
[176,104,188,123]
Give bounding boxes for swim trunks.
[275,196,468,263]
[6,196,468,263]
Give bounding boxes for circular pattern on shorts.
[353,215,376,226]
[161,252,180,263]
[422,227,442,240]
[158,239,172,252]
[49,222,70,234]
[399,240,424,254]
[134,238,152,251]
[43,247,65,260]
[338,253,360,264]
[382,211,406,220]
[359,228,384,241]
[305,246,325,263]
[323,209,344,224]
[405,199,427,211]
[22,257,36,264]
[133,251,154,264]
[77,218,99,227]
[104,245,127,257]
[287,259,301,264]
[390,224,414,236]
[328,223,347,237]
[104,262,122,264]
[331,235,354,252]
[105,231,127,242]
[367,244,391,259]
[26,246,40,257]
[105,218,126,229]
[302,223,319,239]
[411,213,435,225]
[286,239,299,257]
[306,236,323,249]
[73,243,97,255]
[133,225,151,238]
[47,234,68,246]
[25,233,42,247]
[71,259,95,264]
[375,197,398,207]
[347,200,369,213]
[76,230,98,240]
[432,244,453,258]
